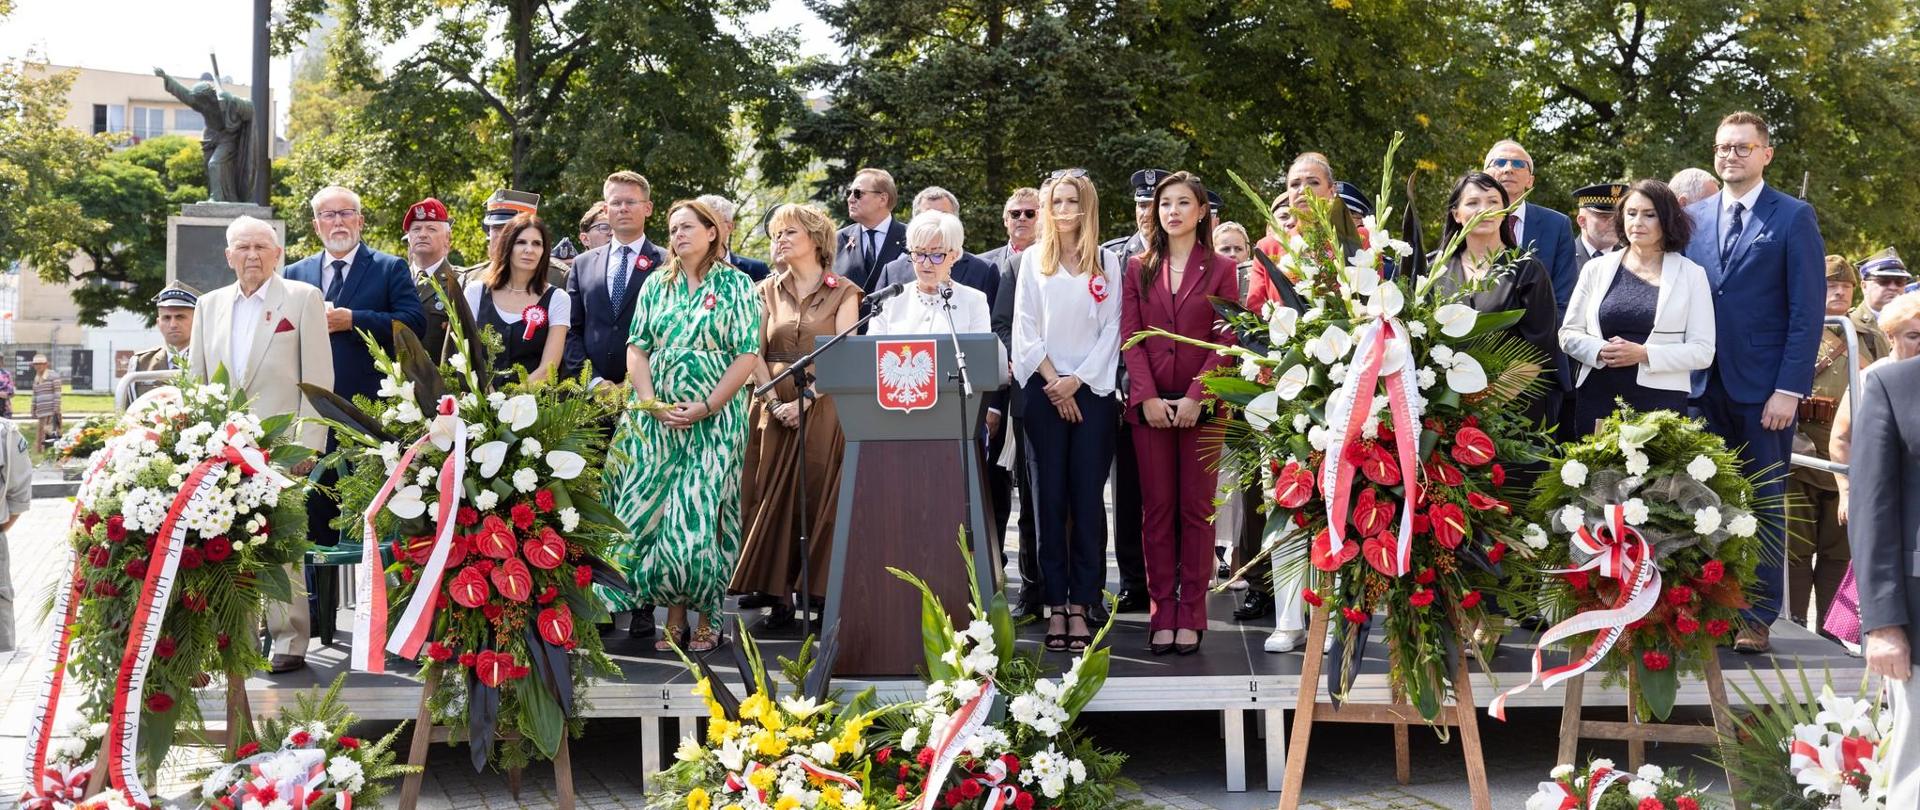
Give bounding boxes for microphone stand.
[939,285,980,583]
[753,289,899,643]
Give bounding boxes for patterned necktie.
[1720,201,1745,269]
[612,246,633,309]
[325,259,348,301]
[864,229,881,275]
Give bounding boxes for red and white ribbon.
[356,395,468,671]
[22,447,114,788]
[1790,734,1876,781]
[918,679,998,810]
[520,305,548,341]
[16,760,91,809]
[969,755,1021,810]
[211,747,332,810]
[1490,504,1661,720]
[1318,318,1421,575]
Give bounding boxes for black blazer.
[564,239,666,383]
[980,244,1022,413]
[832,219,907,295]
[1848,357,1920,663]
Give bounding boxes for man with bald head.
[190,215,334,671]
[1484,140,1578,311]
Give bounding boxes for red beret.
[402,198,450,232]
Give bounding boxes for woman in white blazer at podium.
[868,211,992,335]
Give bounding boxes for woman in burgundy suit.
[1121,171,1239,655]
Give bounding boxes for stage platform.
[202,591,1861,794]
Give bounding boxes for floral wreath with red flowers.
[310,278,631,772]
[193,675,416,809]
[1526,759,1711,810]
[1128,136,1555,723]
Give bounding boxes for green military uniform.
[1788,255,1860,626]
[413,261,466,362]
[124,344,187,400]
[1847,301,1890,365]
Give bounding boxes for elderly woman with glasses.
[868,211,992,335]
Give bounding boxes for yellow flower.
[822,786,844,807]
[785,725,815,741]
[1414,113,1431,128]
[707,718,734,744]
[749,766,778,791]
[1415,158,1439,173]
[774,797,801,810]
[751,728,789,757]
[1331,0,1352,8]
[722,806,743,810]
[704,698,727,722]
[687,788,712,810]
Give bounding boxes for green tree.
[0,62,109,287]
[58,135,207,324]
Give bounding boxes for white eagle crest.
[879,344,935,405]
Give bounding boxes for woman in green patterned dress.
[605,199,762,652]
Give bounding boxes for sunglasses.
[1005,209,1038,219]
[1047,168,1089,181]
[1486,157,1532,171]
[846,187,880,201]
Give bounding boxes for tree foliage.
[0,62,108,284]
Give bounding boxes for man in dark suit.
[877,187,1000,303]
[1849,356,1920,802]
[565,170,666,388]
[1682,111,1826,653]
[833,167,908,297]
[696,193,770,282]
[1571,182,1625,269]
[1485,140,1580,310]
[283,185,425,671]
[984,187,1043,617]
[401,197,463,361]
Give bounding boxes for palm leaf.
[299,383,397,443]
[391,322,446,412]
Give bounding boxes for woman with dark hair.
[1559,179,1715,434]
[1122,171,1239,655]
[464,213,572,385]
[1433,171,1562,425]
[604,199,762,652]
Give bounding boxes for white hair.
[907,210,965,254]
[912,186,961,217]
[695,194,736,225]
[1668,168,1720,203]
[225,215,280,247]
[1485,139,1532,163]
[308,185,362,215]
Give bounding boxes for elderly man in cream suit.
[189,215,333,671]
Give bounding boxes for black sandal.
[1066,608,1093,653]
[1044,607,1070,652]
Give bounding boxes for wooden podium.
[814,332,1008,675]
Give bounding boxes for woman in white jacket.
[1559,179,1716,435]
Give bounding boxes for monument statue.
[153,67,256,203]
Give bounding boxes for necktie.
[1720,202,1745,269]
[612,246,633,309]
[864,229,881,275]
[325,259,348,301]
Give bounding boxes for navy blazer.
[564,239,666,383]
[283,243,424,401]
[832,219,908,295]
[876,251,1002,306]
[730,252,771,283]
[1519,202,1579,311]
[1682,184,1825,403]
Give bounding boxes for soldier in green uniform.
[124,285,197,400]
[402,197,463,361]
[1853,248,1910,362]
[1788,255,1866,634]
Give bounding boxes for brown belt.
[1799,395,1839,423]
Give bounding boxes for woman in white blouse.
[464,213,573,386]
[1558,179,1715,435]
[868,211,991,335]
[1012,169,1123,653]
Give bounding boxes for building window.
[104,104,125,134]
[174,108,204,131]
[92,104,108,134]
[130,107,166,141]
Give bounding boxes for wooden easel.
[83,672,255,795]
[1278,602,1491,810]
[1556,654,1746,810]
[396,674,577,810]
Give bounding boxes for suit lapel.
[335,244,373,305]
[1653,253,1677,326]
[242,276,286,390]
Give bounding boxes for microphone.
[939,283,954,302]
[867,282,908,307]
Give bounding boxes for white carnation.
[512,468,539,493]
[474,490,500,511]
[1558,506,1585,534]
[520,437,543,457]
[1521,523,1550,550]
[559,507,580,532]
[1627,779,1657,800]
[900,726,921,750]
[1636,763,1665,782]
[1625,450,1650,476]
[1559,460,1589,488]
[1694,506,1723,535]
[326,755,366,792]
[1727,513,1758,538]
[1623,498,1649,526]
[1686,455,1717,482]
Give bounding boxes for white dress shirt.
[607,236,653,276]
[1012,248,1123,396]
[229,283,271,380]
[1717,181,1766,247]
[320,247,357,300]
[869,282,990,336]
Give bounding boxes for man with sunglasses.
[1483,141,1578,311]
[1682,110,1827,654]
[832,167,909,299]
[984,187,1045,617]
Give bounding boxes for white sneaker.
[1264,629,1305,653]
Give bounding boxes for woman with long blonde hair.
[1011,170,1122,652]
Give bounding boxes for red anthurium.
[1361,533,1401,577]
[403,535,436,566]
[490,557,533,603]
[538,604,575,647]
[1425,455,1464,487]
[1273,462,1314,509]
[1465,491,1508,514]
[474,514,518,559]
[449,565,491,608]
[523,526,567,570]
[1450,426,1496,467]
[1310,528,1359,572]
[1350,488,1398,538]
[474,650,514,687]
[1359,442,1401,485]
[1428,502,1467,550]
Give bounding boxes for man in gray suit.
[1848,355,1920,804]
[983,187,1043,617]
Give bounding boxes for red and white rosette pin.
[1087,272,1109,303]
[704,292,718,311]
[634,254,653,272]
[824,273,839,289]
[520,305,548,340]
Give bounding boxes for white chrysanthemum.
[1727,513,1758,538]
[1623,498,1649,526]
[327,755,366,792]
[1558,506,1585,534]
[1694,506,1722,535]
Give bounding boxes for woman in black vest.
[464,212,573,385]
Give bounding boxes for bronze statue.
[153,67,256,203]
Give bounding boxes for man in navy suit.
[1683,111,1826,653]
[833,167,908,298]
[1486,140,1579,426]
[877,186,1000,304]
[282,184,425,671]
[564,170,667,388]
[696,193,771,282]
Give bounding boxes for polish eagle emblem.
[875,339,938,413]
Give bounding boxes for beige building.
[34,63,257,144]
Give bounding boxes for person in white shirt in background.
[868,211,990,336]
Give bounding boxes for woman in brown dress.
[732,203,863,624]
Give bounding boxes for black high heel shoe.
[1065,608,1093,653]
[1174,629,1204,656]
[1148,629,1175,656]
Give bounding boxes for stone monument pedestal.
[168,202,283,294]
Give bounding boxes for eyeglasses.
[1005,209,1038,219]
[605,198,648,210]
[316,208,360,222]
[1485,158,1531,171]
[1713,143,1761,158]
[908,251,950,264]
[585,223,612,234]
[846,187,878,201]
[1047,168,1089,181]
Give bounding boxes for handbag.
[1823,563,1863,644]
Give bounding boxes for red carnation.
[1638,798,1666,810]
[538,585,560,604]
[876,746,892,764]
[574,564,593,588]
[1489,463,1507,487]
[1699,560,1725,585]
[1342,606,1370,624]
[535,489,557,512]
[510,502,536,530]
[156,636,178,659]
[1706,619,1731,637]
[1459,591,1483,610]
[203,536,233,562]
[145,691,174,713]
[1450,426,1496,467]
[427,642,453,662]
[1674,614,1700,635]
[1001,754,1020,775]
[1301,588,1324,607]
[84,513,101,532]
[106,515,127,542]
[896,784,909,802]
[398,566,414,583]
[916,747,936,767]
[180,547,204,570]
[1642,650,1671,671]
[183,592,208,612]
[123,557,148,581]
[236,741,261,758]
[1564,570,1591,591]
[482,603,504,621]
[1408,588,1436,609]
[959,779,983,799]
[457,506,480,527]
[339,736,361,750]
[87,544,111,568]
[1675,797,1699,810]
[458,652,477,667]
[1014,791,1035,810]
[1487,541,1507,564]
[1415,567,1436,585]
[217,632,231,649]
[290,730,312,747]
[1666,585,1695,607]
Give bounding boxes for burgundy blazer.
[1121,248,1239,424]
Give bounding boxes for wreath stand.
[1278,602,1491,810]
[1554,654,1746,810]
[395,673,577,810]
[82,672,255,795]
